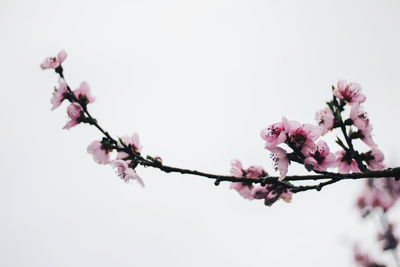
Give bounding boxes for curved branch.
[53,66,400,194]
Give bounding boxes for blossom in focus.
[283,118,320,150]
[334,80,366,105]
[110,160,144,187]
[260,119,287,149]
[335,150,359,173]
[269,147,289,181]
[350,103,370,131]
[117,133,142,160]
[63,103,84,129]
[40,50,67,70]
[51,78,68,110]
[303,140,336,171]
[364,148,385,171]
[315,107,334,136]
[73,81,96,105]
[87,140,111,164]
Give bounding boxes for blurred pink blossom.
[377,224,398,251]
[353,246,386,267]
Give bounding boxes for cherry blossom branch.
[53,67,400,183]
[330,94,368,172]
[55,66,400,187]
[41,50,400,207]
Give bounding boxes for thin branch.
[54,67,400,194]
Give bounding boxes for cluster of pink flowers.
[229,159,292,206]
[229,79,392,209]
[42,51,400,265]
[41,50,144,186]
[44,53,95,130]
[357,177,400,215]
[86,134,144,186]
[339,83,400,266]
[355,177,400,264]
[258,80,378,180]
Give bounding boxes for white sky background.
[1,0,400,266]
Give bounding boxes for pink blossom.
[117,133,142,160]
[335,150,359,173]
[230,182,254,200]
[353,246,386,267]
[303,140,336,171]
[40,50,67,70]
[251,186,292,206]
[246,165,265,178]
[252,186,278,206]
[360,125,377,148]
[269,147,289,181]
[73,81,96,104]
[283,118,320,150]
[230,159,244,177]
[371,189,397,212]
[315,107,334,135]
[364,148,385,171]
[356,179,398,214]
[356,190,372,216]
[51,78,68,110]
[350,103,370,131]
[334,80,366,105]
[63,103,84,129]
[110,160,144,187]
[229,160,266,200]
[87,140,111,164]
[229,159,253,199]
[260,119,287,149]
